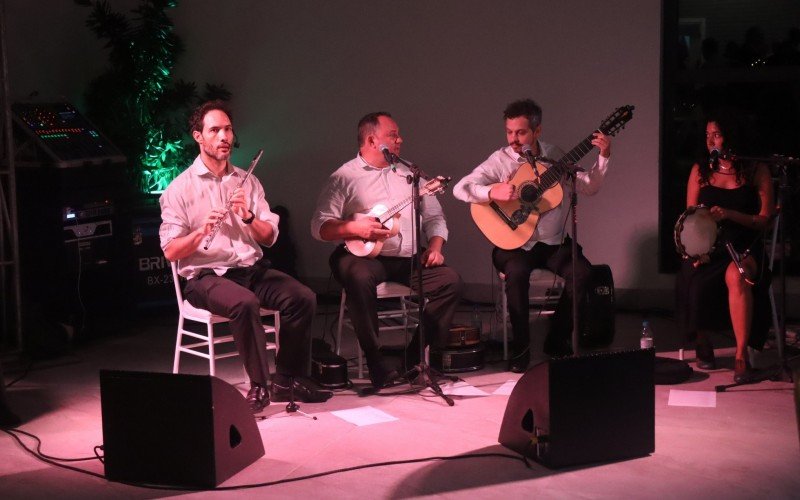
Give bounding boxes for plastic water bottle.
[640,320,654,350]
[471,304,482,335]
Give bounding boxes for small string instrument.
[344,175,450,258]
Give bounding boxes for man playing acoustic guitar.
[453,99,612,372]
[312,112,463,391]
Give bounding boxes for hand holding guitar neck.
[470,105,634,250]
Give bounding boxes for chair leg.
[502,284,509,360]
[273,313,281,352]
[173,318,184,374]
[207,323,216,377]
[337,291,365,378]
[336,292,346,356]
[358,346,364,380]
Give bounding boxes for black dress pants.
[492,237,592,357]
[330,246,463,372]
[184,263,316,386]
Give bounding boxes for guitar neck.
[380,197,414,224]
[378,184,439,224]
[538,134,596,188]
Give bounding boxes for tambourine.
[674,205,719,260]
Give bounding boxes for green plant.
[78,0,230,193]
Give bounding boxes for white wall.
[171,0,666,298]
[7,0,796,307]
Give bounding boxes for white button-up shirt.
[159,155,279,279]
[452,141,608,248]
[311,154,449,257]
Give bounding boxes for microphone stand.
[284,376,317,420]
[565,162,585,356]
[392,154,456,406]
[715,156,797,392]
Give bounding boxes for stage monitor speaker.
[100,370,264,488]
[499,348,654,468]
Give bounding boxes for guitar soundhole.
[518,183,539,204]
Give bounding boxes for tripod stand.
[255,376,318,421]
[390,154,457,406]
[716,155,800,392]
[283,376,317,420]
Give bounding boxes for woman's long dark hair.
[697,109,757,186]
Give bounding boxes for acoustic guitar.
[470,105,634,250]
[344,175,451,258]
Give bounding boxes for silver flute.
[202,149,264,250]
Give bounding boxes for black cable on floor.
[2,426,531,491]
[5,359,34,388]
[3,428,101,462]
[1,428,106,480]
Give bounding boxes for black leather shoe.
[246,383,269,413]
[696,357,716,370]
[508,351,530,373]
[370,369,404,390]
[270,377,333,403]
[695,336,716,370]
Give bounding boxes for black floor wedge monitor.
[499,349,655,468]
[100,370,264,487]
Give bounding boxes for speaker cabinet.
[100,370,264,487]
[579,264,616,348]
[499,349,654,468]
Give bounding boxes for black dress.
[675,184,771,349]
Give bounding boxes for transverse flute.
[202,149,264,250]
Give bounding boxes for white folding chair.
[336,282,420,379]
[497,268,564,359]
[170,261,279,378]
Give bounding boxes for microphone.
[709,148,720,171]
[379,144,396,166]
[521,144,537,165]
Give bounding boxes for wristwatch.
[241,210,255,225]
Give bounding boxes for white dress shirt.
[311,154,449,257]
[452,140,609,249]
[160,155,280,279]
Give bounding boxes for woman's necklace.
[716,162,735,175]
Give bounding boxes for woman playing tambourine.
[675,110,774,383]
